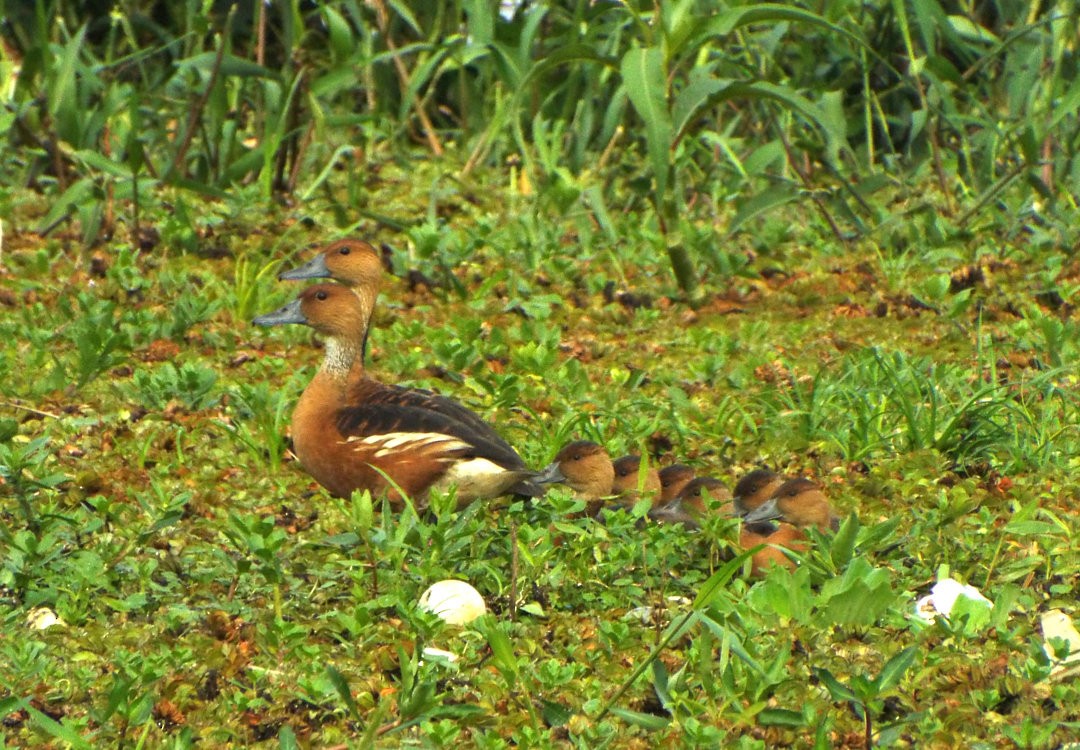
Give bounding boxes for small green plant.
[230,252,283,322]
[221,512,290,619]
[0,436,66,534]
[132,361,220,411]
[55,293,131,387]
[814,646,918,750]
[219,379,294,472]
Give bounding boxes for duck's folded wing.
[351,379,521,454]
[334,402,528,472]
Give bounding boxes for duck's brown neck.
[352,287,378,363]
[322,337,363,383]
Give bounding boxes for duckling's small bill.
[742,497,781,524]
[534,462,567,485]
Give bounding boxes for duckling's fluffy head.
[649,476,731,527]
[743,477,834,530]
[733,468,783,514]
[538,440,615,500]
[658,464,695,503]
[773,478,833,527]
[677,477,733,516]
[611,455,661,497]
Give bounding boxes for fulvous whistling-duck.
[658,464,696,504]
[611,454,662,505]
[534,440,615,515]
[742,477,838,531]
[253,284,538,508]
[278,239,382,360]
[278,239,524,454]
[732,468,784,516]
[648,476,732,528]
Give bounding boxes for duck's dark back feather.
[337,380,528,471]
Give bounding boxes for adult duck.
[253,284,538,507]
[278,238,525,455]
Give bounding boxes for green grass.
[3,0,1080,745]
[2,155,1079,747]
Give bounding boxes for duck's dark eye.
[339,247,351,255]
[571,453,582,462]
[316,290,328,301]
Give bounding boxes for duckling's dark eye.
[316,290,328,301]
[571,453,582,461]
[339,247,351,255]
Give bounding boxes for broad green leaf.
[73,149,132,178]
[829,513,858,568]
[621,46,672,202]
[701,4,874,61]
[49,24,88,123]
[464,0,494,46]
[322,6,354,58]
[278,725,299,750]
[325,665,361,720]
[25,702,96,750]
[758,707,806,727]
[672,70,731,139]
[876,646,917,692]
[37,177,97,234]
[727,183,801,235]
[650,660,671,708]
[482,619,520,686]
[945,14,999,44]
[813,668,859,703]
[816,559,897,627]
[386,0,423,35]
[541,700,572,727]
[520,44,613,90]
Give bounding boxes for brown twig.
[775,125,850,247]
[508,514,518,621]
[170,8,234,179]
[370,0,443,156]
[1,401,62,420]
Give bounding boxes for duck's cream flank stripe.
[344,432,472,458]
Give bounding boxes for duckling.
[611,454,662,504]
[534,440,615,514]
[658,464,696,504]
[732,468,784,515]
[741,521,806,576]
[742,477,838,531]
[253,284,538,508]
[648,476,733,528]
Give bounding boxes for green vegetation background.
[1,0,1078,746]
